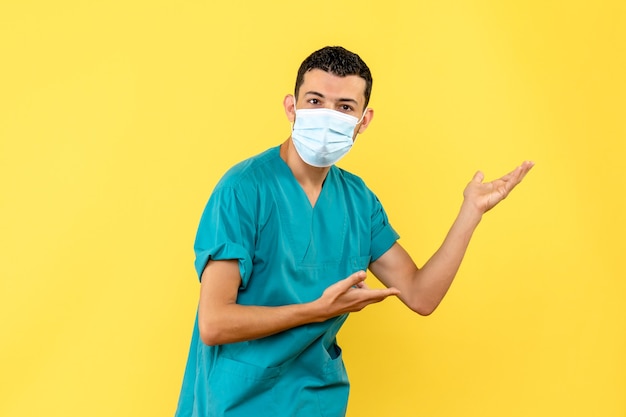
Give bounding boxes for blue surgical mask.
[291,106,366,168]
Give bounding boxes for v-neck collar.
[273,146,334,210]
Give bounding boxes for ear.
[283,94,297,123]
[357,108,374,134]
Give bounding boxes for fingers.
[505,161,535,189]
[512,160,535,177]
[349,287,400,311]
[480,161,535,187]
[355,285,401,300]
[518,160,535,180]
[343,270,367,289]
[355,280,369,289]
[322,272,400,315]
[341,271,399,297]
[379,287,401,298]
[340,271,400,300]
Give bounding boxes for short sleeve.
[369,195,400,261]
[193,185,256,288]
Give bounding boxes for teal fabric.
[175,146,399,417]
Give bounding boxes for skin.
[198,69,534,346]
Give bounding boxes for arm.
[198,259,399,346]
[369,161,534,316]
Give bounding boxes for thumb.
[343,270,367,289]
[472,170,485,183]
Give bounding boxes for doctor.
[175,46,533,417]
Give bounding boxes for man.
[175,46,533,417]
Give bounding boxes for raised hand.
[463,161,534,214]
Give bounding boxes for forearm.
[410,201,483,314]
[197,260,327,346]
[198,262,398,346]
[199,300,327,346]
[371,162,533,315]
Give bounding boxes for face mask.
[291,105,366,168]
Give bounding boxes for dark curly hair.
[294,46,373,108]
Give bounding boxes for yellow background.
[1,1,624,416]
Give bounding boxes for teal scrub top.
[175,146,399,417]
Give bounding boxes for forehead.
[299,69,367,104]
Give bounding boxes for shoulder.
[199,148,282,224]
[215,147,281,191]
[200,147,281,213]
[333,165,366,186]
[329,166,387,215]
[332,166,375,198]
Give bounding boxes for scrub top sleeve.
[193,185,255,288]
[370,195,400,262]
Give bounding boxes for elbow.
[416,307,436,316]
[406,298,439,316]
[199,326,220,346]
[412,305,436,316]
[198,318,225,346]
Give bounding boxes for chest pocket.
[298,208,348,266]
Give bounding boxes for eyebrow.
[303,91,359,105]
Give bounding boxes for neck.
[280,138,330,206]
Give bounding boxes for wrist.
[305,298,330,323]
[458,200,484,227]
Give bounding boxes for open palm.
[463,161,534,214]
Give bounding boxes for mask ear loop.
[291,95,298,131]
[354,107,368,136]
[357,107,368,124]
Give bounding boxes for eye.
[339,104,354,112]
[307,98,320,105]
